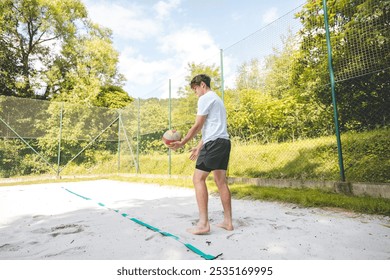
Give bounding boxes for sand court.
[0,180,389,260]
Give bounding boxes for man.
[169,74,233,235]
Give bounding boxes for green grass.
[229,184,390,216]
[111,176,390,217]
[128,128,390,183]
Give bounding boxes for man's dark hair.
[190,74,211,89]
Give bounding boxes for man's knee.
[193,170,209,184]
[213,177,223,187]
[213,171,227,187]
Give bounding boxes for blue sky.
[83,0,306,99]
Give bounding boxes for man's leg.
[213,169,234,231]
[187,168,211,235]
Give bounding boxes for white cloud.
[158,27,220,63]
[84,1,221,98]
[119,50,175,91]
[86,2,161,41]
[153,0,181,20]
[120,26,222,98]
[157,27,222,98]
[262,7,279,24]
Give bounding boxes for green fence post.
[322,0,346,182]
[57,103,63,178]
[168,79,172,176]
[137,98,140,174]
[220,49,225,101]
[117,112,121,174]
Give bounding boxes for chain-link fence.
[0,96,123,176]
[1,0,389,183]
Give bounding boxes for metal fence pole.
[220,49,225,101]
[57,103,63,177]
[117,112,121,173]
[168,79,172,176]
[322,0,346,182]
[137,98,140,173]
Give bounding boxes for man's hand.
[189,146,201,161]
[168,115,205,152]
[168,140,183,150]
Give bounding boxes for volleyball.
[162,129,181,146]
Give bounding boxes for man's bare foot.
[216,222,234,231]
[186,224,210,235]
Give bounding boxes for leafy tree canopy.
[0,0,132,108]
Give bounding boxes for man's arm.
[169,115,206,150]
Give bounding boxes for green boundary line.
[62,187,222,260]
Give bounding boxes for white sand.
[0,179,389,260]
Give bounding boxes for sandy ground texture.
[0,179,389,260]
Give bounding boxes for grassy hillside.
[128,128,389,183]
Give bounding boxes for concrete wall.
[227,177,390,199]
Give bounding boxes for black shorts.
[196,138,231,172]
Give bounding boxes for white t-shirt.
[197,91,229,144]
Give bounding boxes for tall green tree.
[225,29,334,143]
[48,22,128,106]
[0,0,87,98]
[0,35,20,96]
[294,0,390,131]
[235,58,264,91]
[0,0,131,108]
[95,85,133,109]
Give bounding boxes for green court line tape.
[184,243,221,260]
[64,188,91,201]
[130,217,161,232]
[160,231,180,240]
[62,187,222,260]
